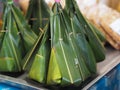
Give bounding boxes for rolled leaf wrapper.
[47,49,61,85]
[0,4,23,72]
[29,24,50,83]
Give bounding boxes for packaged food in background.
[76,0,98,16]
[98,4,120,49]
[77,0,120,50]
[98,0,120,12]
[108,0,120,12]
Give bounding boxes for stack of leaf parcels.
[28,0,105,86]
[0,0,37,72]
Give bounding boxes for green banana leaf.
[0,0,38,72]
[26,0,50,35]
[62,9,95,79]
[47,3,91,86]
[0,3,23,72]
[11,4,38,53]
[47,48,61,85]
[67,14,96,74]
[22,30,43,71]
[88,21,106,43]
[29,24,50,83]
[65,0,105,62]
[63,0,96,74]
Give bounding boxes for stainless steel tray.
[0,74,47,90]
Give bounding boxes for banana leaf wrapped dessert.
[64,0,105,62]
[22,0,51,83]
[0,0,37,72]
[29,24,50,84]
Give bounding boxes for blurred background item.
[19,0,29,14]
[77,0,120,50]
[18,0,65,14]
[98,0,120,12]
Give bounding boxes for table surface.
[97,45,120,74]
